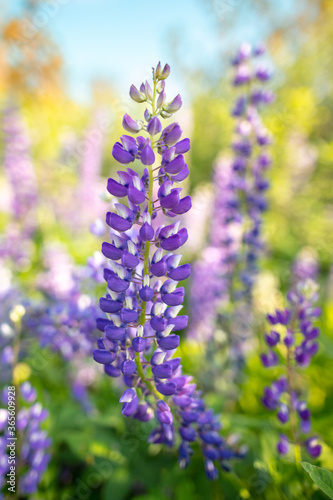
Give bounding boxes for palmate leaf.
[301,462,333,499]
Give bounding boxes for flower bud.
[160,63,170,80]
[155,61,162,79]
[122,113,142,133]
[129,84,146,103]
[164,94,182,114]
[144,81,153,100]
[160,110,172,119]
[161,123,182,146]
[157,90,166,108]
[141,143,155,165]
[147,117,162,136]
[144,108,152,122]
[120,388,136,403]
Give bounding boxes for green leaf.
[301,462,333,498]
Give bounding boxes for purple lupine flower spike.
[0,382,51,495]
[261,251,322,460]
[1,106,38,266]
[76,111,107,228]
[93,63,240,478]
[2,106,38,225]
[188,44,273,389]
[230,44,274,300]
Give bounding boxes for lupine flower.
[76,111,107,228]
[2,106,37,226]
[229,43,274,300]
[188,44,273,356]
[188,160,242,342]
[0,106,38,266]
[24,247,101,413]
[0,383,51,495]
[93,63,240,478]
[33,280,99,412]
[36,244,77,299]
[261,254,322,459]
[0,245,101,415]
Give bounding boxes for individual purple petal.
[160,189,181,209]
[161,123,182,146]
[128,183,145,205]
[132,337,147,352]
[106,212,132,232]
[164,155,185,175]
[120,308,138,323]
[120,388,136,403]
[122,396,139,417]
[100,297,122,313]
[101,241,122,260]
[107,275,130,293]
[152,363,173,379]
[93,349,116,364]
[164,94,182,113]
[104,364,121,377]
[150,257,168,277]
[107,178,128,197]
[141,144,155,165]
[140,222,154,241]
[174,138,190,154]
[105,325,126,341]
[160,234,182,251]
[160,63,170,80]
[112,139,136,164]
[129,84,146,103]
[277,404,289,424]
[261,351,278,368]
[162,288,185,306]
[156,382,177,396]
[121,250,139,269]
[179,426,196,442]
[178,228,188,245]
[122,113,142,133]
[170,196,192,215]
[96,318,113,332]
[150,316,168,332]
[139,286,154,302]
[122,359,137,376]
[168,315,188,331]
[168,264,191,281]
[147,117,162,136]
[157,334,180,350]
[265,330,280,347]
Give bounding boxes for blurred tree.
[0,0,63,97]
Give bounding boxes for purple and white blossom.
[0,106,38,267]
[0,383,51,495]
[93,63,240,478]
[189,44,273,353]
[230,43,274,300]
[261,253,322,459]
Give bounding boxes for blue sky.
[3,0,307,103]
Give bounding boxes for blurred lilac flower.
[0,383,51,495]
[76,111,108,227]
[0,106,38,267]
[188,44,273,365]
[261,253,322,459]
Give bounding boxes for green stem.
[286,344,302,467]
[135,72,160,400]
